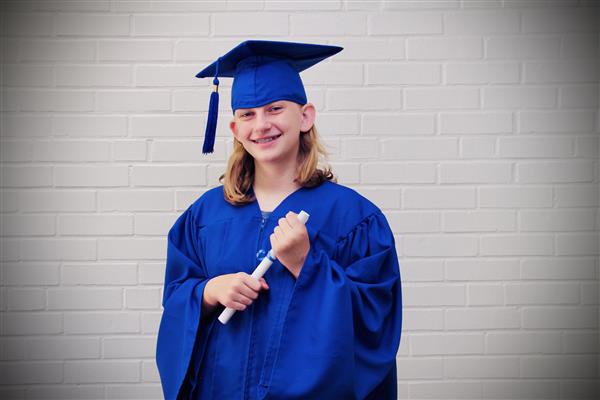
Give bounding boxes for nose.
[254,110,271,133]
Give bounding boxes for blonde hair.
[220,124,335,205]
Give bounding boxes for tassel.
[202,78,219,154]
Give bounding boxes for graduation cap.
[196,40,343,154]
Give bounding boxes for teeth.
[254,135,279,143]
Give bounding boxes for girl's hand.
[203,273,269,313]
[270,211,310,279]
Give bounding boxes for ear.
[229,119,239,140]
[300,103,316,132]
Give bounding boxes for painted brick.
[134,14,209,36]
[2,313,62,335]
[400,260,444,282]
[439,162,511,184]
[327,88,402,111]
[520,111,596,133]
[96,91,170,112]
[460,137,495,159]
[484,381,559,400]
[403,235,478,257]
[53,115,128,137]
[367,63,440,85]
[64,361,139,383]
[556,233,599,256]
[521,355,597,378]
[407,36,482,59]
[2,263,60,286]
[99,40,173,61]
[468,283,504,306]
[114,140,147,161]
[386,211,440,234]
[481,234,553,256]
[131,115,202,138]
[479,186,553,208]
[554,184,599,207]
[444,210,516,232]
[516,161,594,183]
[362,113,435,136]
[1,215,55,236]
[498,137,573,158]
[506,283,580,305]
[369,12,443,35]
[63,312,139,334]
[25,337,100,360]
[520,210,596,232]
[483,87,557,109]
[440,112,512,135]
[134,214,178,236]
[125,288,161,310]
[55,14,129,36]
[56,65,131,87]
[33,140,112,162]
[6,288,46,311]
[402,309,444,331]
[486,36,560,59]
[54,166,129,187]
[19,40,96,61]
[0,143,30,169]
[444,10,520,34]
[1,115,51,137]
[446,259,520,281]
[98,238,166,260]
[381,138,458,160]
[2,166,52,188]
[132,165,206,187]
[21,239,96,261]
[524,61,598,84]
[446,62,520,84]
[62,263,138,285]
[522,307,597,329]
[98,190,173,212]
[487,332,562,355]
[48,288,122,310]
[404,88,479,110]
[403,187,476,209]
[2,64,53,87]
[409,382,482,400]
[291,13,366,35]
[445,357,520,378]
[213,13,287,36]
[521,258,596,280]
[446,307,520,330]
[103,337,156,358]
[19,190,96,212]
[0,362,62,384]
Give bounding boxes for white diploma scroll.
[218,210,310,325]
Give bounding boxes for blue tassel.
[202,78,219,154]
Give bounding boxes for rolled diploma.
[218,210,310,325]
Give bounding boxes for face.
[229,100,316,165]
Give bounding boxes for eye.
[239,111,253,118]
[269,105,283,112]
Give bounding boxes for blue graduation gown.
[156,181,402,399]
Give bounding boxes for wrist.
[202,279,218,308]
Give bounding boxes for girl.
[157,40,402,400]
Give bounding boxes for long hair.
[220,124,335,205]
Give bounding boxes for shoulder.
[185,186,240,227]
[303,181,384,238]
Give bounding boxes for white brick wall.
[0,1,598,399]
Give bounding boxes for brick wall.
[0,0,598,399]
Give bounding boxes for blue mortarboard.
[196,40,343,154]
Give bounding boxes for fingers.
[259,277,269,290]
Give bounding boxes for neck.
[253,157,300,196]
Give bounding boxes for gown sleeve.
[266,211,402,400]
[156,208,214,400]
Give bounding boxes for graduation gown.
[156,181,402,400]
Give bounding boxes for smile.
[252,134,282,144]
